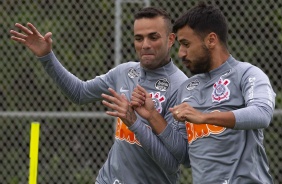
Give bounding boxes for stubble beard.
[190,45,212,75]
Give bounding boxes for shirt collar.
[198,55,238,79]
[139,59,177,80]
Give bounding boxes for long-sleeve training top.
[158,55,276,184]
[38,51,189,184]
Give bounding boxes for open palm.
[10,23,52,57]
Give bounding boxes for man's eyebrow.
[178,39,189,43]
[148,32,159,35]
[134,32,159,37]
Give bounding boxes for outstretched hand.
[10,23,52,57]
[131,85,156,121]
[102,88,137,127]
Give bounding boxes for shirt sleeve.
[157,90,190,167]
[129,118,180,174]
[233,66,276,130]
[158,121,190,167]
[38,51,116,104]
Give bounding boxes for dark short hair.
[173,2,228,47]
[134,7,172,33]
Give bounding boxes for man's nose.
[142,38,151,49]
[178,46,186,58]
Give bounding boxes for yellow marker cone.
[29,122,40,184]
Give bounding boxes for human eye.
[134,36,143,42]
[151,36,159,41]
[149,33,160,41]
[180,41,190,47]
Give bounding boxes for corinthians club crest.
[212,77,230,103]
[150,92,166,113]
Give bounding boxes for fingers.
[102,99,123,113]
[102,91,133,121]
[131,86,145,107]
[14,23,33,35]
[10,35,26,44]
[102,99,116,109]
[44,32,53,44]
[10,29,28,44]
[103,88,118,99]
[11,23,43,45]
[136,84,144,91]
[102,100,120,117]
[131,92,145,104]
[27,22,41,36]
[170,106,185,122]
[171,108,179,118]
[136,84,150,97]
[101,88,129,109]
[130,100,141,108]
[12,22,44,39]
[101,93,120,106]
[108,88,124,101]
[121,93,127,100]
[132,85,146,99]
[130,96,144,108]
[10,30,27,39]
[10,25,28,44]
[104,111,118,117]
[169,107,177,114]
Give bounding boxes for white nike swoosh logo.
[120,87,129,93]
[181,96,193,103]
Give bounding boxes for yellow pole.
[29,122,40,184]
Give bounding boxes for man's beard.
[189,45,211,75]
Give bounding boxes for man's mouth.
[142,53,154,56]
[182,59,191,68]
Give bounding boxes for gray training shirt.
[158,55,276,184]
[38,51,188,184]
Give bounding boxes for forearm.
[202,104,273,130]
[203,111,235,128]
[38,51,83,104]
[145,111,189,166]
[158,123,190,167]
[129,119,180,174]
[38,51,105,104]
[147,110,168,134]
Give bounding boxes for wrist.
[147,109,160,122]
[147,109,167,134]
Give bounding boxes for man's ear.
[168,33,176,47]
[205,32,217,49]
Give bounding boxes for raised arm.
[10,23,112,105]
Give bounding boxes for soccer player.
[10,7,188,184]
[131,3,276,184]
